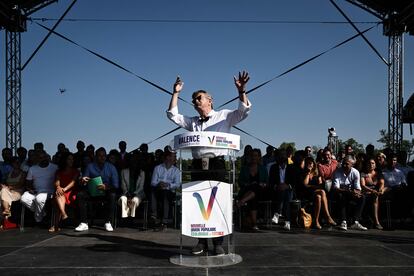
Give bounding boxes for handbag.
[299,208,312,229]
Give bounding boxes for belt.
[194,156,224,161]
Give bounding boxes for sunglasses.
[192,95,204,104]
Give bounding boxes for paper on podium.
[88,176,105,197]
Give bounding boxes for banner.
[174,131,240,151]
[181,180,232,238]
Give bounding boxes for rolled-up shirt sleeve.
[226,99,252,126]
[166,106,193,130]
[353,170,361,190]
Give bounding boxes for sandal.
[375,224,383,230]
[328,219,337,226]
[48,226,61,233]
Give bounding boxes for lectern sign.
[181,180,232,238]
[174,131,240,151]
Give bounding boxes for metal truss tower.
[387,33,404,151]
[0,0,61,153]
[5,30,22,153]
[345,0,414,151]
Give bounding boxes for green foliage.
[377,129,414,153]
[338,138,364,154]
[377,129,391,148]
[278,142,296,153]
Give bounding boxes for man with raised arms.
[167,71,251,256]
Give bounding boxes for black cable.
[29,17,381,25]
[232,126,274,148]
[147,126,181,145]
[35,22,192,106]
[218,24,377,109]
[330,0,388,66]
[21,0,78,71]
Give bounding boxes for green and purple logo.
[193,186,218,220]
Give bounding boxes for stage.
[0,225,414,275]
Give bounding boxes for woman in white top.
[1,157,26,217]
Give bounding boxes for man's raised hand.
[173,76,184,94]
[234,71,250,93]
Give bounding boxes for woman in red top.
[49,152,79,232]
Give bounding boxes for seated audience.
[299,157,336,229]
[75,147,119,232]
[262,145,275,168]
[0,157,26,217]
[119,154,145,218]
[317,148,338,193]
[0,148,13,182]
[73,140,86,169]
[376,152,387,171]
[382,153,409,220]
[236,148,268,231]
[332,156,367,231]
[150,147,180,226]
[21,151,58,223]
[268,154,294,230]
[49,152,79,232]
[360,158,384,230]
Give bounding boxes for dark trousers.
[151,188,174,223]
[382,186,410,219]
[334,190,366,222]
[77,189,117,224]
[274,188,293,220]
[192,156,226,246]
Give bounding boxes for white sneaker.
[339,220,347,231]
[104,222,114,232]
[272,213,280,224]
[75,222,89,232]
[350,221,367,231]
[283,221,291,231]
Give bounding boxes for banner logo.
[193,186,218,220]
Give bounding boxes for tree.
[377,129,414,160]
[278,142,296,153]
[338,138,364,154]
[377,129,391,149]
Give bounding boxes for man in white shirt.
[167,71,251,256]
[150,148,180,226]
[21,151,57,223]
[332,155,367,231]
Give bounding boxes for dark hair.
[96,147,106,155]
[58,152,74,170]
[323,147,331,154]
[2,147,12,154]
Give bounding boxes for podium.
[169,131,243,267]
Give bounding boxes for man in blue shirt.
[150,147,180,227]
[75,147,119,232]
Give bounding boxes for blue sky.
[1,0,413,155]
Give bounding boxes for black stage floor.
[1,224,414,275]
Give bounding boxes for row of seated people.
[0,142,180,232]
[236,146,413,231]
